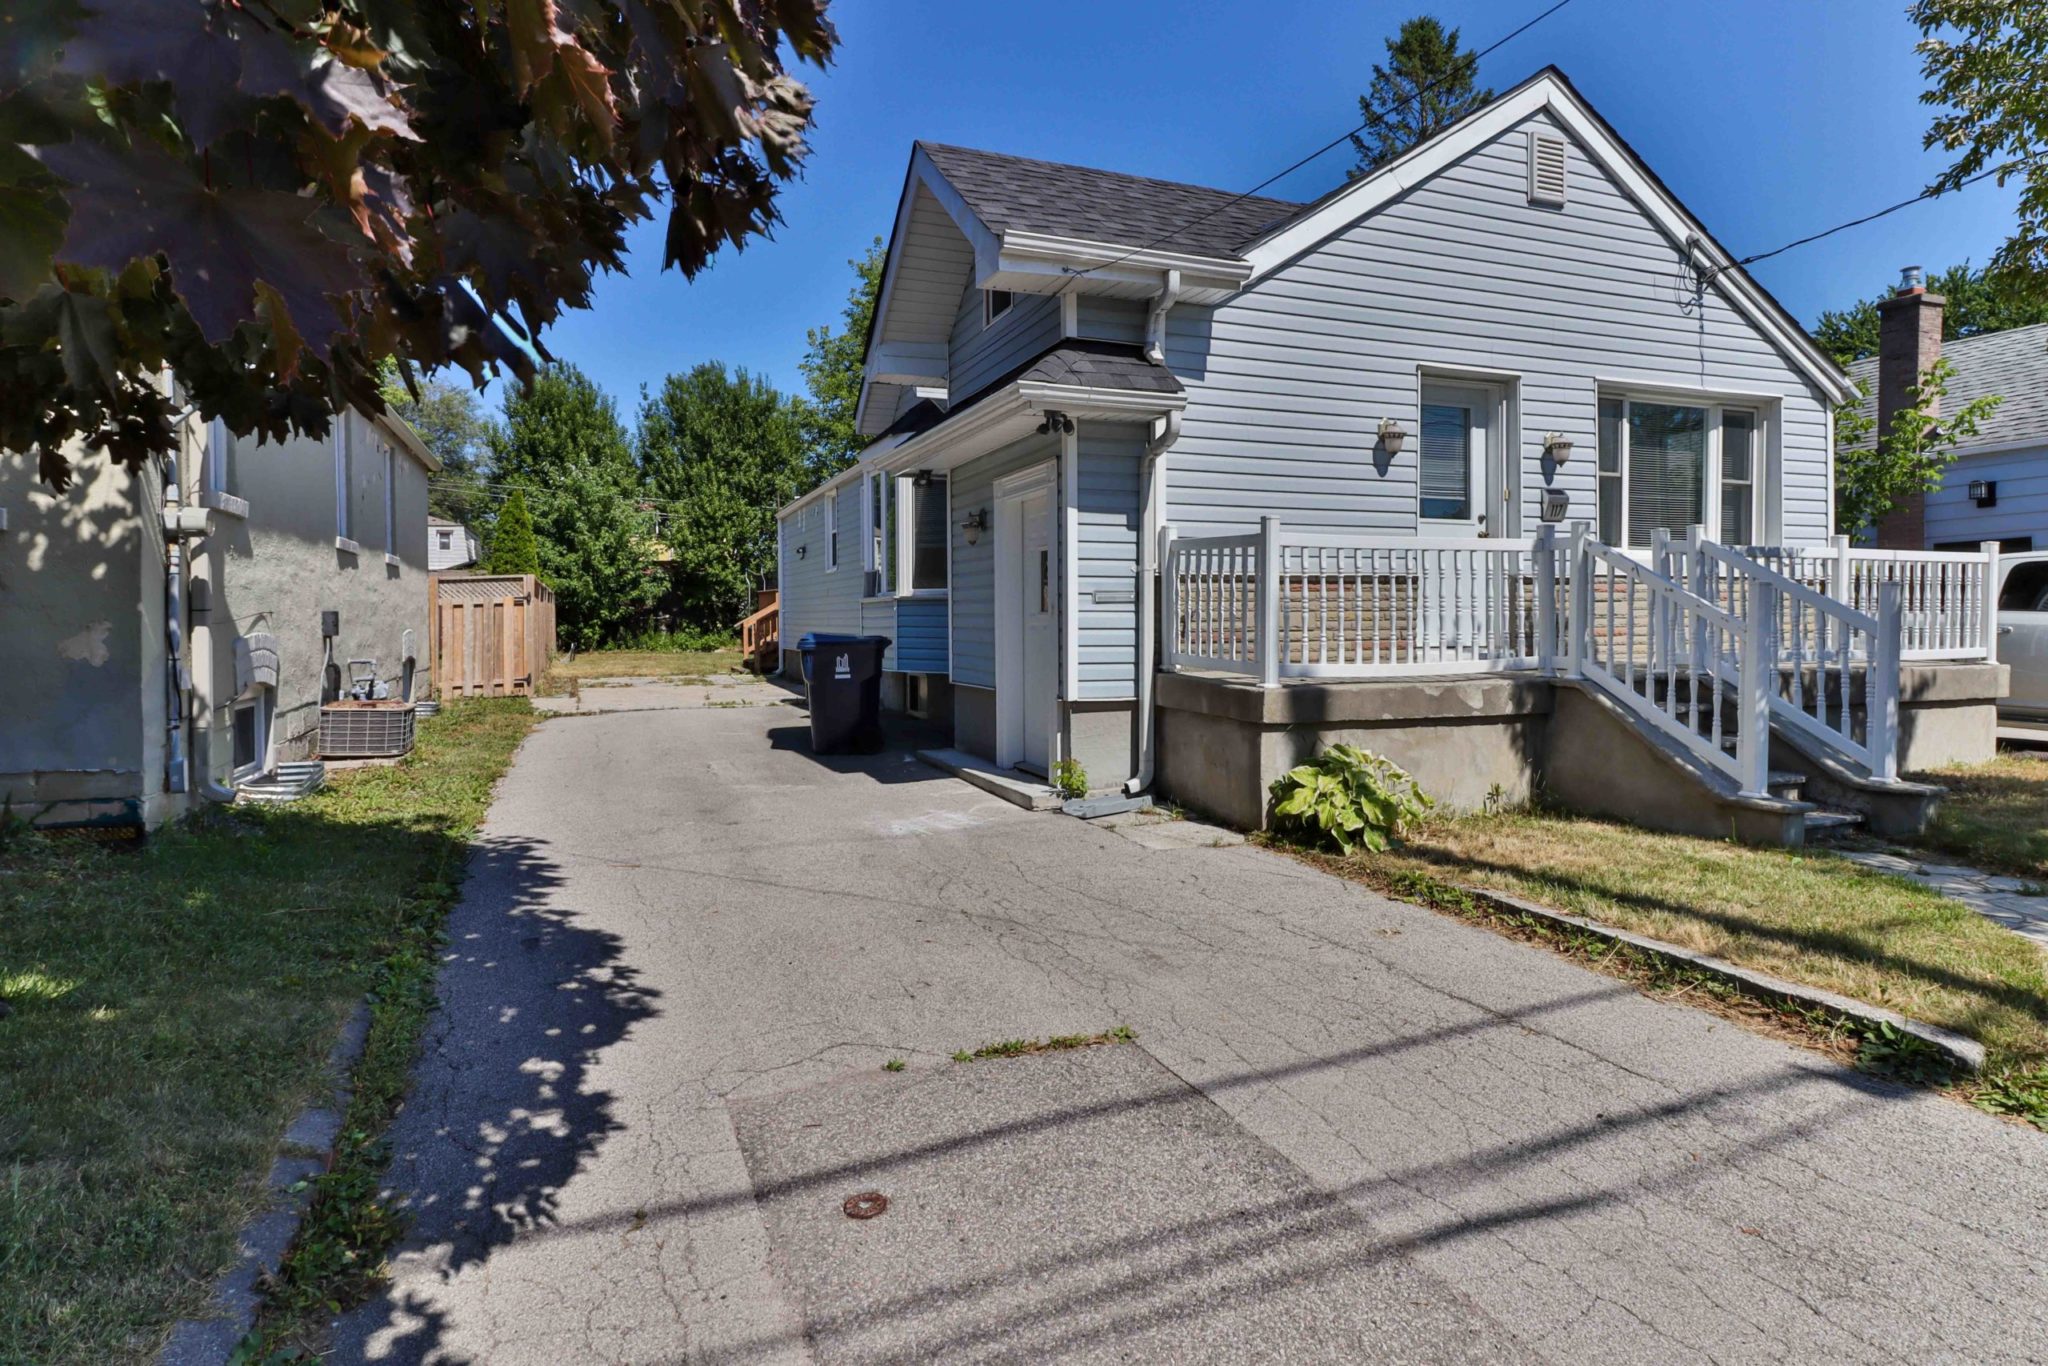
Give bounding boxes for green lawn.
[1344,809,2048,1127]
[538,646,743,691]
[1911,752,2048,882]
[0,699,535,1364]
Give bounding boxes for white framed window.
[867,471,895,595]
[382,441,396,556]
[231,689,272,781]
[825,489,839,570]
[437,528,453,551]
[1597,394,1764,548]
[1417,383,1495,528]
[333,415,352,541]
[983,288,1013,326]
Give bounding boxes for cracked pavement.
[330,701,2048,1363]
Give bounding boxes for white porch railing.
[1662,531,1903,781]
[1157,517,1989,788]
[1739,538,1998,661]
[1572,536,1773,795]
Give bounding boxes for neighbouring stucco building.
[1,402,437,829]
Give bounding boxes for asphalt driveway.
[333,692,2048,1363]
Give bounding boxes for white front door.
[1018,489,1055,773]
[1418,382,1498,534]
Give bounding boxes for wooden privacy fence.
[430,573,556,697]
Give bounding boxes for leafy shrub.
[611,626,737,652]
[1268,744,1433,854]
[1051,759,1089,799]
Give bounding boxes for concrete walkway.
[1837,849,2048,951]
[331,703,2048,1364]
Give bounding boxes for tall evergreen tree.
[483,488,540,575]
[1349,17,1494,176]
[797,237,887,480]
[638,363,811,631]
[491,365,657,649]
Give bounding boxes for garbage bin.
[801,633,891,754]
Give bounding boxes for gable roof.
[1238,66,1855,404]
[1848,322,2048,453]
[917,142,1301,261]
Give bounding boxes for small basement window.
[1527,130,1567,206]
[984,289,1013,326]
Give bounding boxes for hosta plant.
[1268,744,1433,855]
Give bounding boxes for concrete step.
[915,748,1061,812]
[1767,769,1808,801]
[1803,808,1865,839]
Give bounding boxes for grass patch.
[1284,810,2048,1130]
[950,1026,1136,1063]
[0,699,534,1364]
[539,648,740,692]
[1910,752,2048,882]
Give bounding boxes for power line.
[1711,157,2036,277]
[1064,0,1576,282]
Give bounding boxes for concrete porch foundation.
[1154,662,2005,842]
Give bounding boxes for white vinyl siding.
[778,481,865,651]
[949,432,1060,689]
[1925,446,2048,551]
[1164,108,1829,543]
[951,278,1060,401]
[1074,425,1144,699]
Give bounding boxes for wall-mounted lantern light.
[796,544,807,558]
[961,508,989,546]
[1543,432,1574,463]
[913,469,933,488]
[1969,479,1998,508]
[1376,417,1408,455]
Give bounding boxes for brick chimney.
[1872,265,1945,548]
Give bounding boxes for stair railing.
[1569,526,1774,796]
[1665,528,1903,781]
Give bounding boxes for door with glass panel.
[1418,383,1496,534]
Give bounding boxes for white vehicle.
[1997,552,2048,727]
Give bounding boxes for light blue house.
[776,68,2006,842]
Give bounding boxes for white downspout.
[163,416,235,804]
[1125,269,1185,797]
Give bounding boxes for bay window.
[1596,394,1763,548]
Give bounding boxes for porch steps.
[1765,767,1865,840]
[236,761,327,805]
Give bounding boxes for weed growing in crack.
[951,1028,1137,1062]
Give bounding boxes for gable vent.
[1527,131,1567,206]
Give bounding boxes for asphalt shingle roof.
[1848,321,2048,452]
[918,142,1303,260]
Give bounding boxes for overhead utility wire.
[1705,157,2038,278]
[1063,0,1576,281]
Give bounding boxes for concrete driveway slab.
[730,1043,1528,1364]
[331,703,2048,1364]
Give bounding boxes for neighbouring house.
[429,516,481,571]
[1,400,437,829]
[775,66,2008,846]
[1854,296,2048,554]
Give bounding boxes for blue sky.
[523,0,2023,416]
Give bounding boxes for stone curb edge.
[157,1000,374,1365]
[1457,884,1987,1075]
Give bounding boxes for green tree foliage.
[380,364,497,524]
[1812,263,2048,367]
[637,362,810,632]
[1833,358,2003,538]
[482,488,539,576]
[797,236,886,479]
[1349,16,1493,176]
[492,365,656,649]
[0,1,836,489]
[1915,2,2048,303]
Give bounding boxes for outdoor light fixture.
[1970,479,1998,508]
[1544,431,1574,463]
[1035,410,1075,436]
[1377,417,1408,455]
[961,508,989,545]
[913,469,933,488]
[796,544,807,559]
